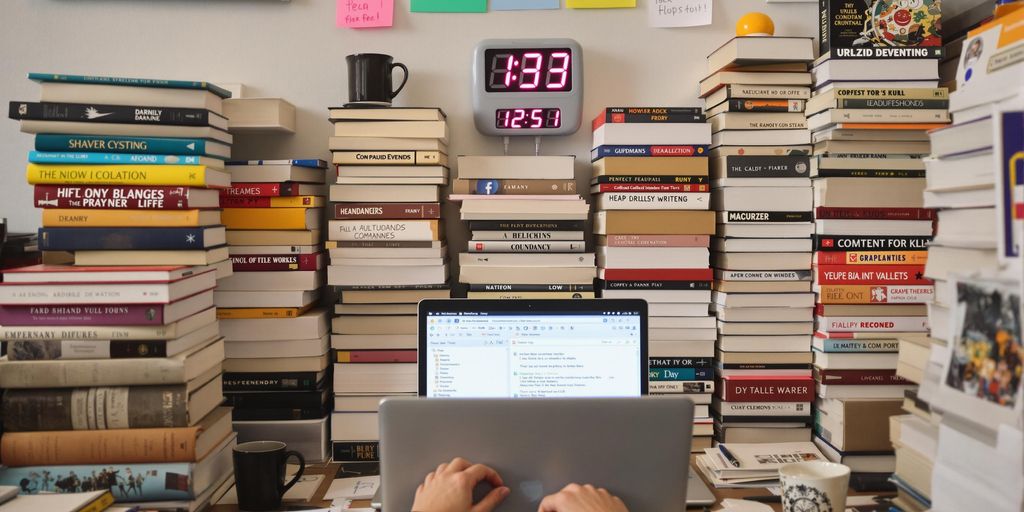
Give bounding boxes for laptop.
[380,397,694,511]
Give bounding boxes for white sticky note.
[325,475,381,501]
[648,0,712,27]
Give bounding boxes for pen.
[744,495,782,503]
[718,444,741,468]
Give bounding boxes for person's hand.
[411,457,510,512]
[537,483,629,512]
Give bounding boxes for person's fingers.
[613,495,625,506]
[416,483,424,495]
[596,486,610,496]
[561,482,582,492]
[436,462,448,475]
[537,492,560,512]
[424,471,435,484]
[447,457,472,472]
[582,483,595,492]
[462,463,504,487]
[471,486,511,512]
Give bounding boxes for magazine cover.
[821,0,942,58]
[939,276,1024,428]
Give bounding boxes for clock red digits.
[511,109,527,128]
[504,54,516,88]
[546,52,570,90]
[529,109,544,128]
[521,52,543,90]
[489,53,512,90]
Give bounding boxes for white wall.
[0,0,818,235]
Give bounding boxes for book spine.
[0,304,167,326]
[222,372,322,391]
[29,73,231,97]
[813,235,930,251]
[34,134,212,157]
[229,159,326,168]
[453,179,577,195]
[332,441,379,462]
[813,168,926,178]
[468,291,596,299]
[722,155,811,178]
[0,282,182,305]
[817,285,934,304]
[220,196,318,208]
[593,183,709,192]
[829,88,949,100]
[718,115,806,130]
[33,185,199,210]
[468,241,585,253]
[38,227,213,251]
[647,380,714,393]
[725,85,811,99]
[467,220,584,231]
[10,101,215,126]
[819,317,928,333]
[0,425,198,466]
[815,251,928,266]
[599,192,708,209]
[467,284,594,292]
[722,211,814,223]
[230,253,321,272]
[648,368,713,381]
[715,401,810,416]
[231,406,328,421]
[333,150,443,165]
[601,235,710,247]
[334,349,418,363]
[716,270,812,281]
[815,369,911,385]
[471,230,582,241]
[217,307,311,319]
[220,183,300,197]
[721,379,814,402]
[328,240,438,249]
[224,391,325,409]
[27,163,210,187]
[648,357,714,368]
[815,265,931,285]
[835,99,949,109]
[222,208,315,230]
[590,145,708,161]
[28,152,203,165]
[601,268,713,281]
[599,279,711,290]
[328,220,440,241]
[0,324,186,341]
[814,207,936,220]
[725,99,803,113]
[6,339,170,360]
[814,338,902,351]
[592,108,704,130]
[333,203,442,220]
[593,175,709,185]
[41,208,201,228]
[0,462,196,500]
[1,386,188,431]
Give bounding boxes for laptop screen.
[423,309,643,398]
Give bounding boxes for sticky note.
[648,0,711,27]
[410,0,487,12]
[566,0,635,8]
[337,0,394,27]
[492,0,560,10]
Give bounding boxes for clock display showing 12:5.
[484,48,573,93]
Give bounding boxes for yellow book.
[217,304,314,319]
[42,208,222,228]
[26,163,231,188]
[222,207,323,230]
[219,196,325,208]
[79,491,115,512]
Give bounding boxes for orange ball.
[736,12,775,37]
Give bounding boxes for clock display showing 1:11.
[485,48,573,93]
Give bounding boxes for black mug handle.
[281,450,306,494]
[391,62,409,99]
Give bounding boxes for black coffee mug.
[346,53,409,104]
[232,440,306,511]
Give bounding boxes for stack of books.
[1,73,236,508]
[695,441,828,489]
[809,0,947,488]
[889,335,939,512]
[589,107,714,449]
[216,159,330,463]
[700,36,818,446]
[454,155,593,297]
[326,107,452,474]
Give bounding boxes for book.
[453,179,576,195]
[222,370,326,391]
[18,119,232,144]
[328,106,445,122]
[33,185,219,210]
[455,155,575,180]
[5,322,219,361]
[0,490,114,512]
[41,208,220,228]
[222,208,321,231]
[226,230,321,247]
[719,376,814,402]
[592,123,712,147]
[26,163,230,188]
[805,87,949,115]
[594,210,715,235]
[73,248,229,267]
[9,101,228,130]
[224,389,328,410]
[710,112,808,131]
[699,71,812,98]
[0,291,214,327]
[818,0,942,59]
[705,99,805,117]
[815,265,931,285]
[34,134,230,159]
[330,184,439,203]
[590,145,708,160]
[0,271,216,304]
[230,253,323,272]
[221,182,325,198]
[28,73,232,98]
[28,151,223,168]
[592,156,709,176]
[703,85,812,109]
[332,120,448,142]
[591,107,704,129]
[225,161,324,183]
[38,226,225,251]
[328,265,448,287]
[332,150,446,166]
[706,37,815,75]
[815,285,933,304]
[335,363,416,394]
[327,220,442,242]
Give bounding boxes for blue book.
[28,72,231,98]
[34,134,228,159]
[647,368,713,381]
[39,227,225,251]
[226,159,328,169]
[590,144,709,162]
[29,151,207,165]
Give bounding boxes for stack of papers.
[695,442,828,488]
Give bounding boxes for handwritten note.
[566,0,635,8]
[411,0,487,12]
[492,0,560,10]
[337,0,394,28]
[648,0,711,27]
[324,475,381,501]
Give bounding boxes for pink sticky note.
[337,0,394,28]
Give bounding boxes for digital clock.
[473,39,583,136]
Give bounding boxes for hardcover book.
[819,0,942,59]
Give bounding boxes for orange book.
[217,305,314,319]
[817,285,934,304]
[42,208,221,227]
[222,207,323,230]
[594,210,715,235]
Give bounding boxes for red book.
[814,368,912,386]
[814,207,936,220]
[333,202,442,220]
[814,250,928,266]
[719,376,815,402]
[592,184,710,193]
[230,253,324,272]
[33,185,217,210]
[220,182,312,197]
[336,349,417,363]
[815,265,932,285]
[598,268,713,281]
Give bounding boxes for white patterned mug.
[779,461,851,512]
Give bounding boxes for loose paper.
[218,474,325,505]
[492,0,560,10]
[648,0,711,27]
[566,0,635,8]
[337,0,394,27]
[411,0,486,12]
[324,475,381,501]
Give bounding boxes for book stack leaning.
[590,107,715,450]
[809,0,947,491]
[326,107,452,473]
[216,159,331,463]
[700,35,818,446]
[1,73,236,509]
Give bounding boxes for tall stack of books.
[216,159,330,463]
[700,36,818,446]
[0,74,236,508]
[326,107,451,473]
[809,0,946,489]
[454,155,593,298]
[588,108,714,450]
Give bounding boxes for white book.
[592,122,711,147]
[0,271,215,305]
[595,192,709,210]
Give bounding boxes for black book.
[222,371,328,392]
[595,107,705,124]
[333,441,380,462]
[648,357,714,368]
[467,284,594,292]
[591,175,709,185]
[224,388,328,409]
[230,404,330,421]
[9,101,228,129]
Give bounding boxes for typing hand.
[537,483,629,512]
[411,457,511,512]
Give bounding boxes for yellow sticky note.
[567,0,635,7]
